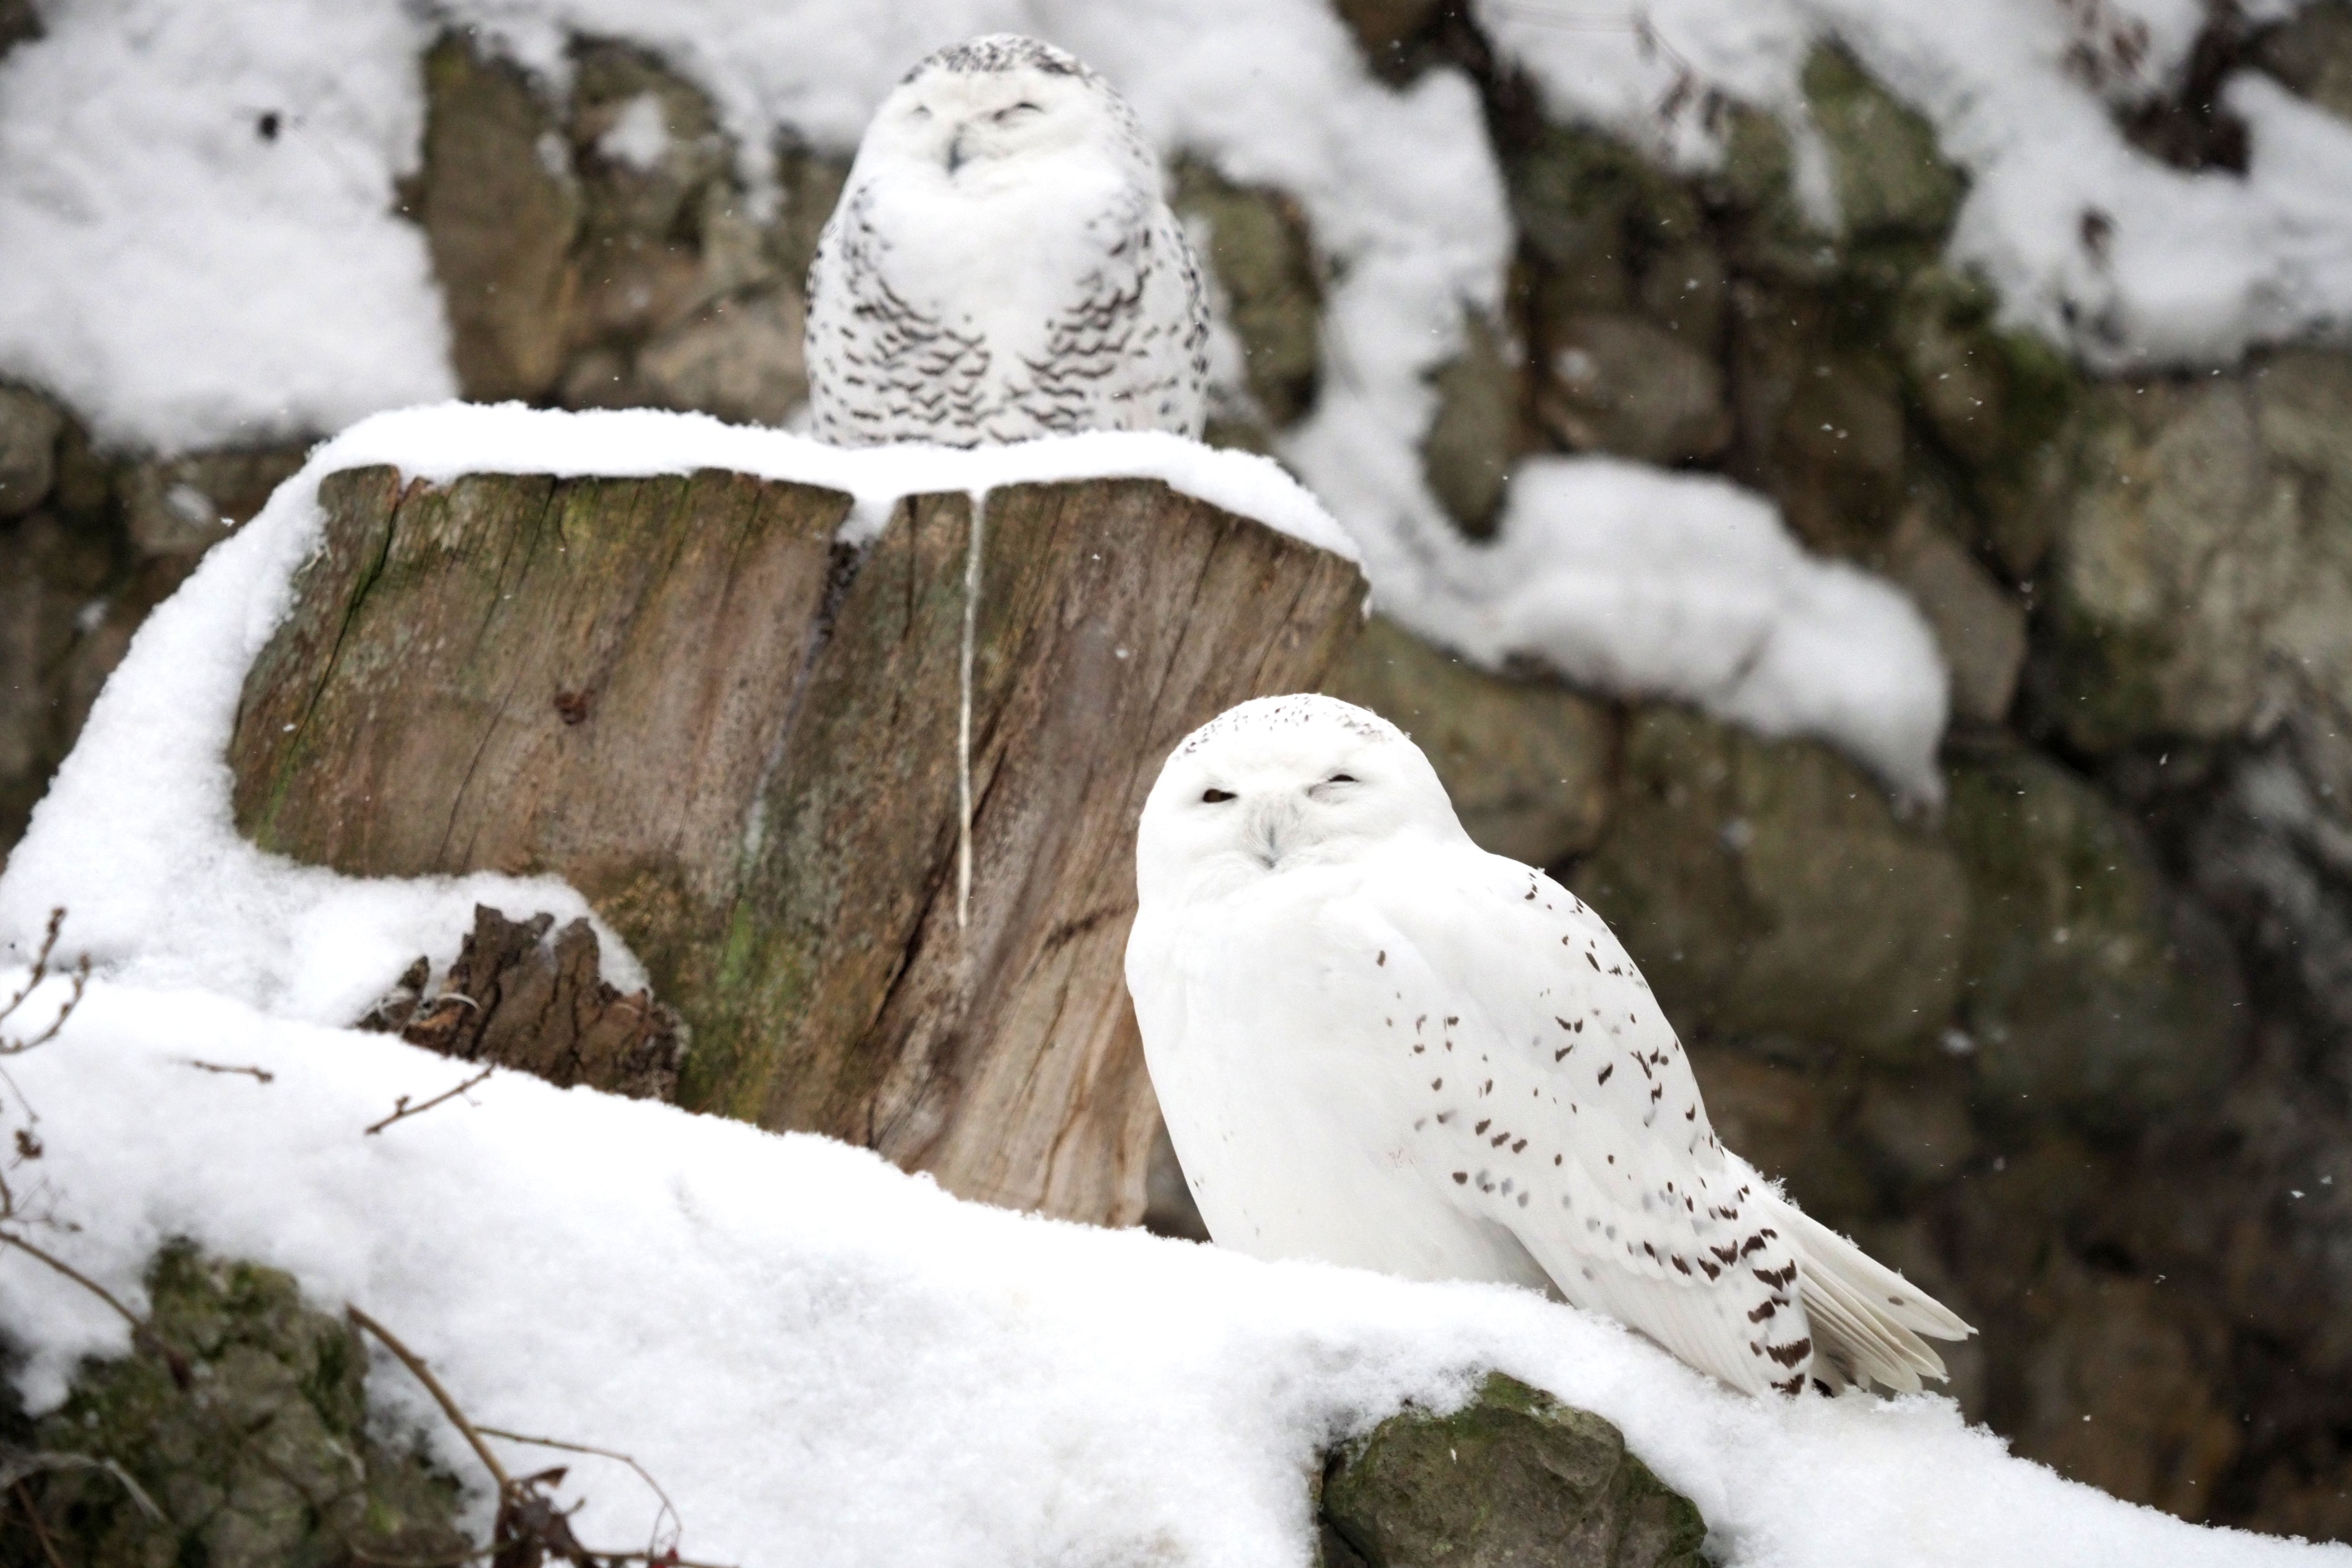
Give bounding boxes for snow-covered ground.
[2,974,2346,1568]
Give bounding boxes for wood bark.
[229,465,1363,1225]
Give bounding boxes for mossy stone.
[1943,748,2245,1135]
[1321,1373,1705,1568]
[1802,44,1965,241]
[1322,617,1615,868]
[1569,706,1967,1062]
[15,1244,468,1568]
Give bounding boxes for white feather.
[1127,694,1974,1398]
[805,34,1209,448]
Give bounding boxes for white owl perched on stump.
[1127,695,1975,1398]
[805,35,1210,446]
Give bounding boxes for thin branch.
[0,1229,190,1388]
[0,911,64,1026]
[1,1450,163,1523]
[0,1230,142,1331]
[477,1428,680,1555]
[1,909,87,1057]
[346,1306,513,1491]
[365,1067,494,1137]
[187,1061,275,1083]
[10,1480,65,1568]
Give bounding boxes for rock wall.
[5,2,2352,1542]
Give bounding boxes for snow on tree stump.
[226,465,1362,1225]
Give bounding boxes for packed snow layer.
[0,1,456,451]
[2,980,2347,1568]
[1411,458,1948,801]
[1475,0,2352,371]
[0,403,1352,1009]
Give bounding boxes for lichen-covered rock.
[15,1245,469,1568]
[419,33,582,403]
[0,385,63,519]
[1330,0,1445,63]
[1882,504,2027,725]
[1943,745,2245,1134]
[1802,44,1966,242]
[1173,160,1324,433]
[2039,350,2352,761]
[119,447,308,560]
[1321,1373,1705,1568]
[1509,124,1706,307]
[1684,1045,1876,1225]
[1534,311,1730,466]
[1568,706,1968,1060]
[2252,1,2352,122]
[1889,267,2079,577]
[1323,617,1614,869]
[1422,314,1525,538]
[1727,300,1912,555]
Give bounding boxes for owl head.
[1137,695,1470,903]
[858,34,1151,191]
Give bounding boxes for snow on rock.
[1,978,2347,1568]
[0,402,1352,1013]
[1475,0,2352,371]
[0,0,456,451]
[1406,457,1949,803]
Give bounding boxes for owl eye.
[1200,788,1236,804]
[1326,774,1358,784]
[995,102,1042,121]
[911,105,932,120]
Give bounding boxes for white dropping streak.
[956,490,988,932]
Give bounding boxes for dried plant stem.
[346,1306,512,1490]
[365,1067,495,1136]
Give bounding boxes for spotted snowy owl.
[1127,695,1974,1397]
[804,34,1210,446]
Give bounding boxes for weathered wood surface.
[230,466,1363,1224]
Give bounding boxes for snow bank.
[1409,458,1948,802]
[1,979,2343,1568]
[0,403,1351,1004]
[1476,0,2352,371]
[0,0,455,451]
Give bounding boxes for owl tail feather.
[1775,1200,1975,1395]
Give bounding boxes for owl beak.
[1245,796,1298,871]
[946,128,968,175]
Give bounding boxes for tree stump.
[228,465,1362,1224]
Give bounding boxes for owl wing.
[805,182,994,446]
[1357,844,1823,1396]
[1018,187,1210,439]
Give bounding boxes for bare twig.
[187,1061,276,1083]
[478,1428,681,1556]
[349,1309,734,1568]
[365,1067,494,1136]
[346,1307,513,1491]
[2,909,88,1057]
[2,1448,164,1522]
[0,1230,142,1332]
[10,1479,66,1568]
[0,1230,191,1388]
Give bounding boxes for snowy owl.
[804,34,1210,446]
[1126,695,1975,1397]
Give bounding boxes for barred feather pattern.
[1128,694,1975,1399]
[805,35,1209,447]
